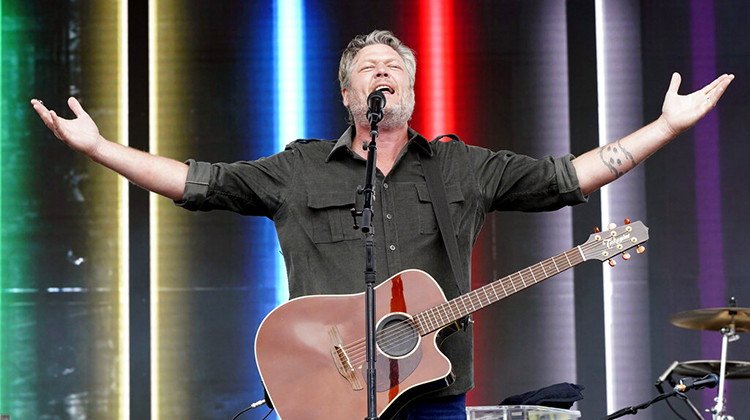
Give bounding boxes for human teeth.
[376,85,394,93]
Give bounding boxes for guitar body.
[255,269,455,419]
[255,221,650,418]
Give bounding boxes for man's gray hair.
[338,30,416,91]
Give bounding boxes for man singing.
[32,29,733,419]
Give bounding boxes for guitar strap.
[419,134,470,320]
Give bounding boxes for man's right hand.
[30,96,189,201]
[31,97,103,157]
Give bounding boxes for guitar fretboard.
[413,246,586,335]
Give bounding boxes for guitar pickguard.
[372,345,423,392]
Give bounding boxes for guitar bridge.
[329,326,364,391]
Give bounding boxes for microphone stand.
[654,362,703,420]
[351,107,383,420]
[606,375,717,420]
[603,388,687,420]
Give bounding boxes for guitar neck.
[414,246,586,335]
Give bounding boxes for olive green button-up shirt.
[176,126,586,398]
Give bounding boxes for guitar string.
[344,256,577,365]
[367,234,637,356]
[341,241,604,365]
[342,250,589,365]
[339,237,633,367]
[341,242,601,365]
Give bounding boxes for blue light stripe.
[273,0,305,305]
[0,0,4,408]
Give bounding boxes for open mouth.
[375,85,395,94]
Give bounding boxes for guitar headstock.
[582,220,649,264]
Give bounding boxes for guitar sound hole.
[376,313,419,358]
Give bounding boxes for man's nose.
[375,63,389,77]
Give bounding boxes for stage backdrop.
[1,1,749,419]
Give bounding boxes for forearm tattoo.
[598,140,635,178]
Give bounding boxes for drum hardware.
[669,297,747,420]
[674,360,750,380]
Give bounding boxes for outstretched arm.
[572,72,734,195]
[31,97,188,201]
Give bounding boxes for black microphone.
[366,90,386,125]
[673,373,719,392]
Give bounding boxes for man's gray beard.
[349,89,415,130]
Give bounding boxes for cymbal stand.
[710,324,738,420]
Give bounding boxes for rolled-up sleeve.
[174,159,212,211]
[554,154,588,205]
[459,141,587,212]
[174,148,296,217]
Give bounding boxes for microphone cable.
[231,398,273,420]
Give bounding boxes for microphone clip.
[367,108,384,126]
[673,374,719,393]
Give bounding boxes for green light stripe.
[0,1,125,417]
[0,2,36,415]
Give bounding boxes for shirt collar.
[326,126,432,162]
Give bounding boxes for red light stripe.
[419,0,454,139]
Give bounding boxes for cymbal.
[669,307,750,332]
[674,360,750,379]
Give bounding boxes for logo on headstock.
[604,232,631,249]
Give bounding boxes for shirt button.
[389,245,396,251]
[383,183,389,189]
[386,213,393,220]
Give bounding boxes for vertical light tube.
[148,0,159,417]
[0,0,4,407]
[528,0,578,388]
[118,1,130,418]
[420,0,454,138]
[274,0,304,304]
[90,3,130,416]
[690,0,725,410]
[593,0,615,412]
[149,1,194,416]
[595,1,651,414]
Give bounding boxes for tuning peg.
[607,222,617,230]
[636,245,646,254]
[624,218,631,225]
[608,259,617,267]
[594,227,600,233]
[622,252,631,260]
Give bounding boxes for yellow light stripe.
[148,1,160,419]
[118,0,130,419]
[88,1,130,418]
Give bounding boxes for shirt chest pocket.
[415,183,465,234]
[307,190,361,243]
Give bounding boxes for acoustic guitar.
[255,221,648,419]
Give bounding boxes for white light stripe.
[594,0,615,413]
[274,0,303,304]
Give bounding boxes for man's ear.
[341,88,349,107]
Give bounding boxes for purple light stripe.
[690,0,727,411]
